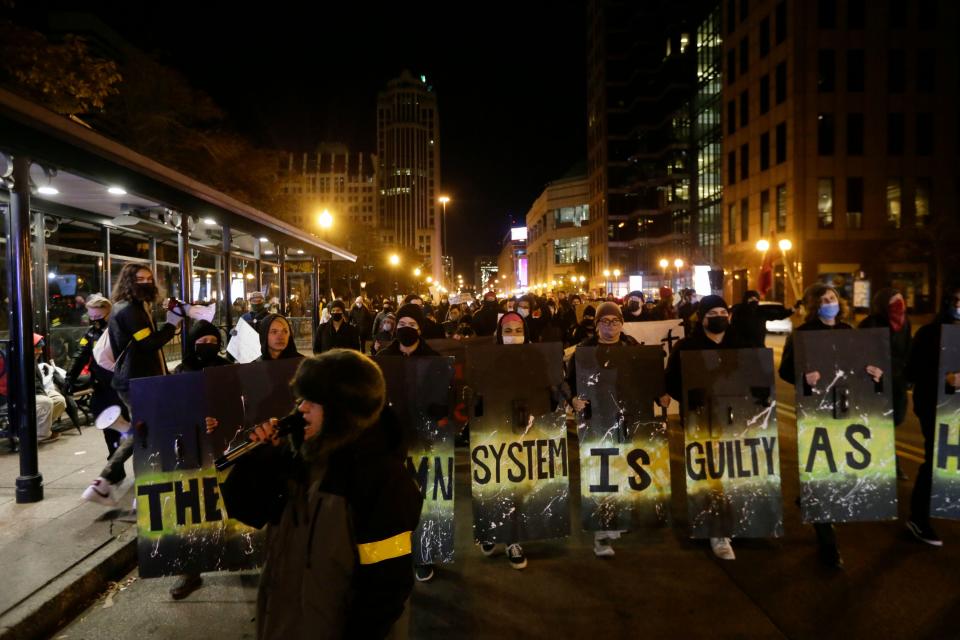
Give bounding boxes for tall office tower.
[377,70,442,283]
[721,0,959,309]
[586,0,709,294]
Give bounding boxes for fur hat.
[293,350,386,435]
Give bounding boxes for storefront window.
[262,263,281,313]
[285,259,315,352]
[553,237,589,265]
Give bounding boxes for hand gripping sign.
[933,324,960,519]
[377,355,456,565]
[575,345,671,531]
[130,358,300,577]
[793,328,897,522]
[681,348,783,539]
[465,342,570,544]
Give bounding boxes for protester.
[904,286,960,547]
[167,319,230,600]
[730,290,795,347]
[371,312,397,356]
[566,301,641,557]
[664,294,744,560]
[349,296,373,353]
[403,294,445,339]
[375,303,439,583]
[568,304,597,345]
[622,291,647,322]
[221,350,422,639]
[240,290,269,331]
[64,294,125,458]
[314,299,361,353]
[442,305,463,337]
[652,287,678,320]
[372,298,396,339]
[678,289,699,335]
[83,263,182,506]
[777,284,865,569]
[858,288,912,481]
[473,291,500,336]
[258,314,301,361]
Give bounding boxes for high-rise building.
[720,0,959,310]
[498,228,528,294]
[377,70,442,283]
[586,1,712,294]
[473,255,499,292]
[276,143,377,232]
[525,171,590,290]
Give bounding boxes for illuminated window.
[818,178,834,229]
[886,178,902,229]
[915,178,931,227]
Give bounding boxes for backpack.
[92,330,127,372]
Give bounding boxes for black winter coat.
[665,329,745,401]
[108,300,176,392]
[778,319,853,385]
[313,320,361,354]
[906,306,960,423]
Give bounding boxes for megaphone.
[94,405,131,433]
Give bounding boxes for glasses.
[597,318,622,328]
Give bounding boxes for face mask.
[331,312,343,321]
[627,301,640,312]
[888,298,906,331]
[582,318,594,327]
[250,303,265,313]
[382,322,394,332]
[90,318,107,330]
[133,283,158,302]
[952,307,960,321]
[818,302,840,320]
[396,326,420,347]
[705,316,729,334]
[195,343,220,360]
[748,299,759,306]
[548,305,557,314]
[518,307,530,318]
[502,335,524,345]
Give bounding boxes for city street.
[55,336,959,640]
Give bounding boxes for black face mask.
[582,318,595,327]
[331,312,343,321]
[396,326,420,347]
[705,316,729,334]
[748,299,759,306]
[133,283,158,302]
[90,318,107,331]
[627,301,641,312]
[195,343,220,361]
[250,303,265,313]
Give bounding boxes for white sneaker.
[479,542,498,557]
[506,543,527,570]
[710,537,735,560]
[593,535,616,557]
[82,477,118,507]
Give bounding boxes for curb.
[0,528,137,640]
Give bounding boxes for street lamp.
[389,254,400,266]
[756,239,770,252]
[426,276,433,284]
[318,209,333,229]
[778,239,792,252]
[413,267,422,277]
[438,196,450,259]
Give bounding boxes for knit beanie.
[698,295,728,316]
[292,350,386,433]
[596,301,624,322]
[395,303,425,327]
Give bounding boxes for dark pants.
[910,415,936,526]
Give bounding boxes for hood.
[183,320,222,362]
[495,311,530,344]
[259,313,301,360]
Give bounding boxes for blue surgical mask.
[818,302,840,320]
[951,307,960,321]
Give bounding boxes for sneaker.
[82,477,118,506]
[414,564,435,583]
[479,542,498,557]
[906,520,943,547]
[710,537,736,560]
[506,543,527,570]
[169,573,203,600]
[593,536,616,557]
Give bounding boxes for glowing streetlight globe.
[778,239,793,252]
[659,259,669,269]
[756,239,770,252]
[673,259,684,269]
[318,209,333,229]
[389,254,400,266]
[413,267,422,277]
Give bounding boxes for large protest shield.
[466,343,570,543]
[428,336,495,436]
[793,329,897,522]
[576,345,670,531]
[681,349,783,538]
[378,355,456,565]
[131,358,300,577]
[621,319,685,414]
[933,324,960,518]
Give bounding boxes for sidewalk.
[0,424,137,640]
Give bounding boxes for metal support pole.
[101,226,111,295]
[253,239,262,292]
[10,156,43,503]
[177,213,192,362]
[222,225,233,330]
[32,210,48,358]
[311,256,320,342]
[277,244,287,316]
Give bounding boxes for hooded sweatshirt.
[258,314,302,361]
[175,320,231,372]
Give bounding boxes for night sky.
[32,1,588,276]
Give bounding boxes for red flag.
[758,249,774,298]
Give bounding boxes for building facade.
[525,174,591,290]
[377,70,442,282]
[473,255,499,293]
[497,229,528,294]
[277,143,378,231]
[721,0,959,310]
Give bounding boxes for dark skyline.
[32,1,588,277]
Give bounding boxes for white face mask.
[502,335,524,345]
[518,307,530,318]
